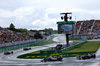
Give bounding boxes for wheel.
[77,56,81,60]
[77,57,79,59]
[93,54,96,58]
[44,58,47,62]
[48,58,51,61]
[41,60,43,62]
[11,51,13,54]
[57,57,62,61]
[59,58,62,61]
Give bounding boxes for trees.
[44,28,53,35]
[34,31,43,40]
[8,23,29,36]
[30,29,38,32]
[9,23,15,30]
[44,28,53,32]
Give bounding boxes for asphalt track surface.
[0,35,100,66]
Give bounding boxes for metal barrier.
[0,36,51,52]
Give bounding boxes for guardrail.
[0,36,51,52]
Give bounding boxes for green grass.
[28,51,40,54]
[29,41,100,54]
[17,41,100,58]
[65,41,100,52]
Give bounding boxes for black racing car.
[4,51,13,55]
[77,53,96,60]
[56,44,64,50]
[23,47,31,50]
[41,56,63,62]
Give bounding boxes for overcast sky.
[0,0,100,30]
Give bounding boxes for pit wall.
[17,41,96,59]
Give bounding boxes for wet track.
[0,34,100,66]
[0,43,100,66]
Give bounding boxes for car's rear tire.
[11,51,13,54]
[48,58,51,61]
[59,59,62,61]
[41,60,43,62]
[57,57,62,61]
[44,58,47,62]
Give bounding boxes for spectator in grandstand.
[0,27,34,44]
[92,20,100,34]
[0,26,48,45]
[79,20,94,34]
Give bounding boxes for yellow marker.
[44,51,47,53]
[32,56,35,58]
[37,56,40,57]
[26,56,30,58]
[44,56,47,57]
[60,55,63,56]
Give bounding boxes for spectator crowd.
[1,19,100,45]
[76,20,100,35]
[0,27,34,44]
[92,20,100,34]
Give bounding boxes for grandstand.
[0,27,48,48]
[75,19,100,39]
[0,27,34,44]
[1,19,100,46]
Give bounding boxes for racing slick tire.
[44,58,47,62]
[11,51,13,54]
[57,58,62,61]
[77,56,81,60]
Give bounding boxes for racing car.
[77,53,96,60]
[23,47,31,50]
[56,44,64,50]
[4,51,13,55]
[41,56,63,62]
